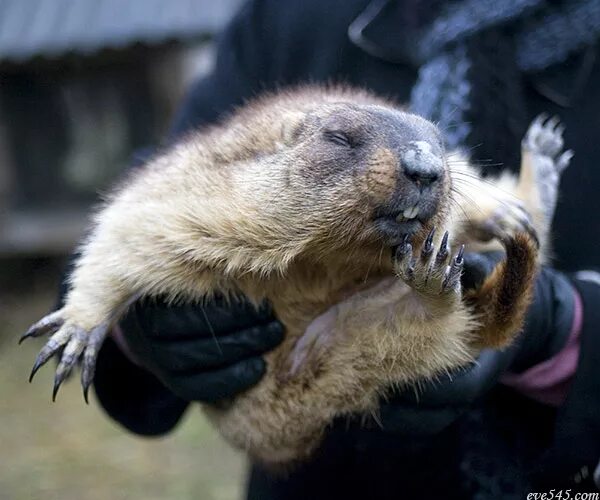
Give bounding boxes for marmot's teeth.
[401,205,419,220]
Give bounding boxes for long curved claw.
[20,312,64,344]
[81,322,110,404]
[52,379,62,402]
[52,328,87,401]
[29,357,46,383]
[442,245,465,292]
[435,231,450,267]
[421,227,436,262]
[82,382,91,405]
[29,334,69,382]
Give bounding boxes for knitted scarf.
[401,2,600,496]
[405,0,600,170]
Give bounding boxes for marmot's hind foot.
[523,114,572,166]
[522,114,573,222]
[21,309,110,403]
[394,228,464,297]
[472,199,539,248]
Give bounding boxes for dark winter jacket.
[92,1,600,498]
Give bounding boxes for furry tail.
[465,232,538,349]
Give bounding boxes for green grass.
[0,261,245,500]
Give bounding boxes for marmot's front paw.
[394,228,464,297]
[20,307,111,402]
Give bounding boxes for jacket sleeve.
[533,275,600,490]
[93,338,190,435]
[92,0,271,435]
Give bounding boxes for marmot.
[22,86,571,466]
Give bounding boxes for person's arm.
[374,254,576,430]
[541,272,600,490]
[93,297,283,436]
[93,337,189,436]
[377,254,600,489]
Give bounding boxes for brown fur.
[25,86,570,467]
[466,233,538,349]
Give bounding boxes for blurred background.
[0,1,248,498]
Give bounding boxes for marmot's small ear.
[280,111,307,147]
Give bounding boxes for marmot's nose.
[400,141,444,188]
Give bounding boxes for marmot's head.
[216,92,453,276]
[275,102,451,255]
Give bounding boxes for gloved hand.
[379,251,577,435]
[118,295,284,403]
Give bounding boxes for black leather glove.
[379,251,577,435]
[118,296,284,403]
